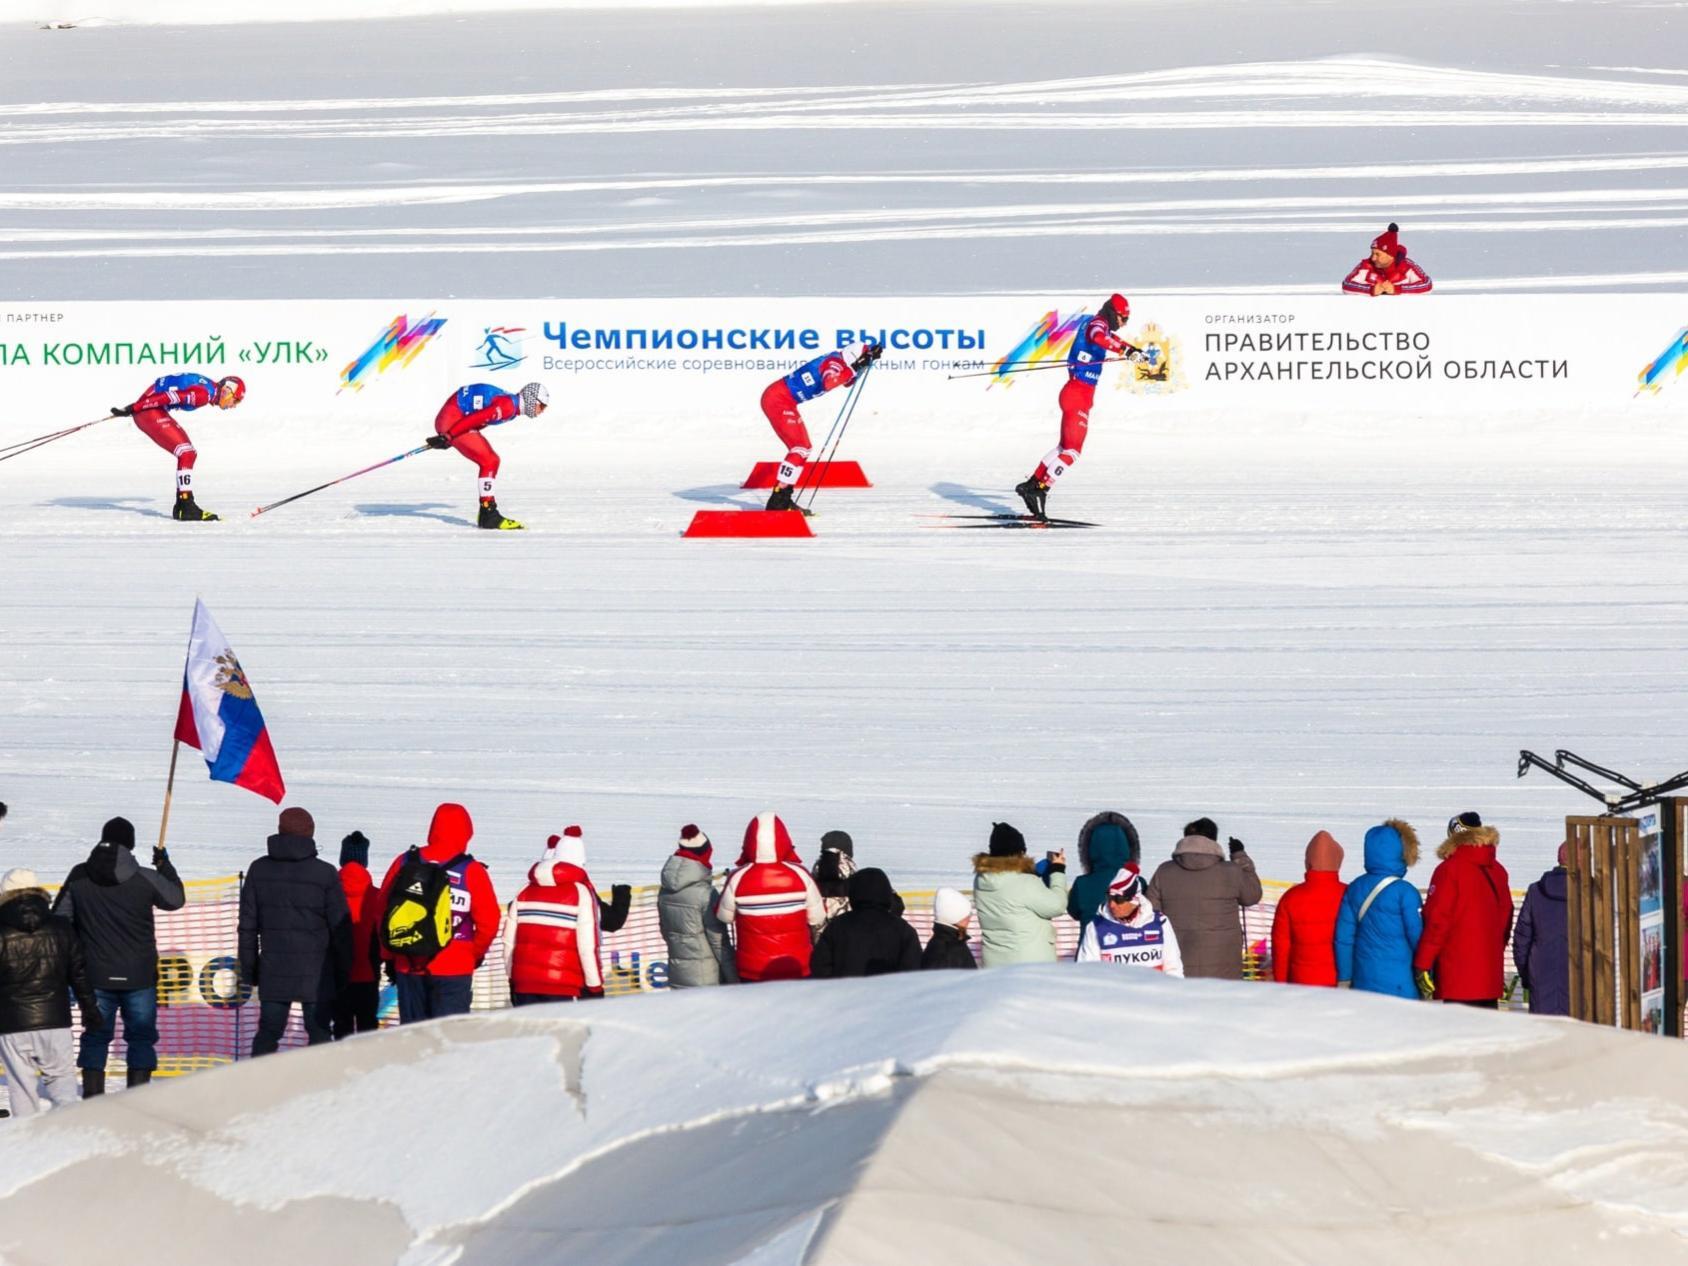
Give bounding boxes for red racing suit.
[760,352,857,488]
[128,373,216,491]
[434,384,520,500]
[1032,315,1132,486]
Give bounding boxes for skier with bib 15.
[758,342,884,512]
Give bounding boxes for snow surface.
[0,968,1684,1264]
[2,0,1687,298]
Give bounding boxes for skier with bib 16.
[424,382,549,530]
[759,341,884,512]
[109,373,246,522]
[1015,295,1145,522]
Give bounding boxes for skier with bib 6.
[1016,295,1144,522]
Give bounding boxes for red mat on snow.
[683,510,814,539]
[740,461,871,490]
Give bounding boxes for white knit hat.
[933,887,972,928]
[0,868,39,894]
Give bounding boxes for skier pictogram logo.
[471,326,527,372]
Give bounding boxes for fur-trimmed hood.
[1437,823,1499,860]
[1363,819,1420,876]
[1077,811,1140,875]
[973,853,1038,876]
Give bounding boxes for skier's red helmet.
[214,376,246,409]
[1103,294,1129,329]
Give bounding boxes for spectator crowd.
[0,798,1576,1118]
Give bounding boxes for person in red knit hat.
[718,812,825,981]
[1342,223,1433,296]
[375,803,500,1023]
[503,826,605,1005]
[1271,831,1348,986]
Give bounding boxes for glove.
[850,342,885,371]
[1125,347,1149,364]
[1415,969,1436,1000]
[1227,837,1246,858]
[79,1005,102,1033]
[152,847,180,882]
[424,434,452,450]
[110,404,134,417]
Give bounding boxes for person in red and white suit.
[718,812,826,981]
[1342,223,1432,296]
[503,826,604,1004]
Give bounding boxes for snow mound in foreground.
[1,968,1685,1264]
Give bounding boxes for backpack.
[380,847,468,959]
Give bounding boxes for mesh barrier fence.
[2,873,1527,1094]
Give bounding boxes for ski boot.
[173,492,219,522]
[1014,477,1049,522]
[764,485,812,516]
[477,499,524,531]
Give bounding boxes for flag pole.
[157,738,180,854]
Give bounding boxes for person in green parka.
[1067,811,1141,936]
[972,822,1068,966]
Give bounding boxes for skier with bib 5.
[424,382,550,530]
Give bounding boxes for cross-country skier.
[109,373,245,521]
[759,341,884,512]
[423,381,549,530]
[1341,223,1433,296]
[1015,295,1143,522]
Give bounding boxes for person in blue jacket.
[1335,819,1423,998]
[1512,843,1569,1016]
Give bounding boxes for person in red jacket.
[718,812,825,981]
[375,803,500,1023]
[320,830,381,1038]
[502,826,604,1005]
[1414,812,1513,1007]
[1271,831,1348,986]
[1341,223,1433,296]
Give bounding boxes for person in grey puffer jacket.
[1144,817,1263,980]
[658,826,738,988]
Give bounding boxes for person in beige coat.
[1144,817,1263,980]
[972,822,1068,967]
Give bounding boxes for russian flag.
[173,599,286,804]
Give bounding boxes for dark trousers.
[1445,999,1500,1010]
[79,987,159,1073]
[511,992,582,1007]
[395,973,473,1023]
[252,998,331,1056]
[315,981,381,1039]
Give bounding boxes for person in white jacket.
[1075,865,1183,977]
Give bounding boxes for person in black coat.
[810,868,921,979]
[238,807,351,1056]
[1513,843,1570,1016]
[52,815,185,1094]
[921,887,978,971]
[0,869,99,1117]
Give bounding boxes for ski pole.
[946,356,1136,382]
[799,364,872,515]
[0,414,121,464]
[252,443,433,518]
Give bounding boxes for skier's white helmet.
[519,382,550,418]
